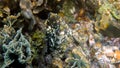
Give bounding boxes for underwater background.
[0,0,120,68]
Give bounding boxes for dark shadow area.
[38,9,50,20]
[8,53,26,68]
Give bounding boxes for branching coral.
[46,13,66,51]
[66,53,87,68]
[2,28,31,68]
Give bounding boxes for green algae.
[32,29,45,46]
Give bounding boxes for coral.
[66,54,87,68]
[46,13,66,52]
[32,0,47,14]
[2,28,31,68]
[20,0,36,30]
[2,13,21,27]
[30,29,47,67]
[65,47,90,68]
[62,0,76,22]
[95,0,120,37]
[32,29,45,46]
[52,58,63,68]
[66,52,88,68]
[1,0,120,68]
